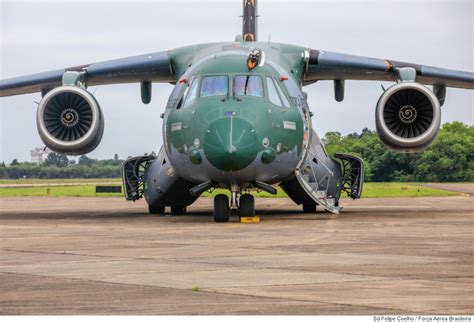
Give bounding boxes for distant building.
[30,147,51,165]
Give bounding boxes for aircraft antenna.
[242,0,258,42]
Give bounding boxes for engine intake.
[37,86,104,155]
[375,82,441,152]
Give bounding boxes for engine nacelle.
[375,82,441,152]
[37,86,104,155]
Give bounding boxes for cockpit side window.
[266,77,283,106]
[200,76,229,98]
[166,82,187,109]
[182,78,199,108]
[274,79,291,108]
[234,76,264,97]
[283,78,305,108]
[176,80,191,109]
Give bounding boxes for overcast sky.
[0,0,472,162]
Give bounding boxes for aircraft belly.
[168,144,297,186]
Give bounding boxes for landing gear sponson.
[122,148,198,216]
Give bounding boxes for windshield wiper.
[244,76,250,95]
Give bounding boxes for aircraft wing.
[0,50,174,97]
[304,49,474,89]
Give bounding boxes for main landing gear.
[213,193,255,223]
[302,204,317,213]
[149,205,165,215]
[148,205,187,216]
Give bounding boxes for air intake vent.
[375,82,441,152]
[37,86,104,155]
[383,88,434,139]
[44,91,94,142]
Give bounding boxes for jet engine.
[36,86,104,155]
[375,82,441,152]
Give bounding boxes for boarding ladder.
[292,99,340,213]
[294,81,365,215]
[295,148,342,214]
[295,144,364,214]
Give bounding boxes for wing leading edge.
[304,49,474,90]
[1,47,473,97]
[0,50,175,97]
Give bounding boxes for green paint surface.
[203,117,258,171]
[166,50,305,173]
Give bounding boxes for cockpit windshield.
[234,76,264,97]
[200,76,229,98]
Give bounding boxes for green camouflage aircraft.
[1,0,473,221]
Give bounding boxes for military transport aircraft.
[1,0,473,222]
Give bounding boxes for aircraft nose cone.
[203,117,259,171]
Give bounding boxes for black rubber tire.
[213,194,230,222]
[171,206,187,215]
[239,194,255,218]
[149,205,165,215]
[302,204,317,213]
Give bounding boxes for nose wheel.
[239,194,255,218]
[213,193,256,222]
[213,194,230,222]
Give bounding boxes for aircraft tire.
[239,194,255,218]
[171,206,187,216]
[149,205,165,215]
[213,194,230,222]
[302,204,317,213]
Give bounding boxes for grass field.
[0,178,121,185]
[203,183,461,198]
[0,185,123,197]
[0,181,462,198]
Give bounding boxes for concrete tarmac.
[0,187,473,314]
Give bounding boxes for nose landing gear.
[212,192,256,222]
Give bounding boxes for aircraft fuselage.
[163,43,309,189]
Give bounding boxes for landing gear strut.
[213,194,230,222]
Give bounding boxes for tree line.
[1,154,124,179]
[323,122,473,182]
[1,122,472,182]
